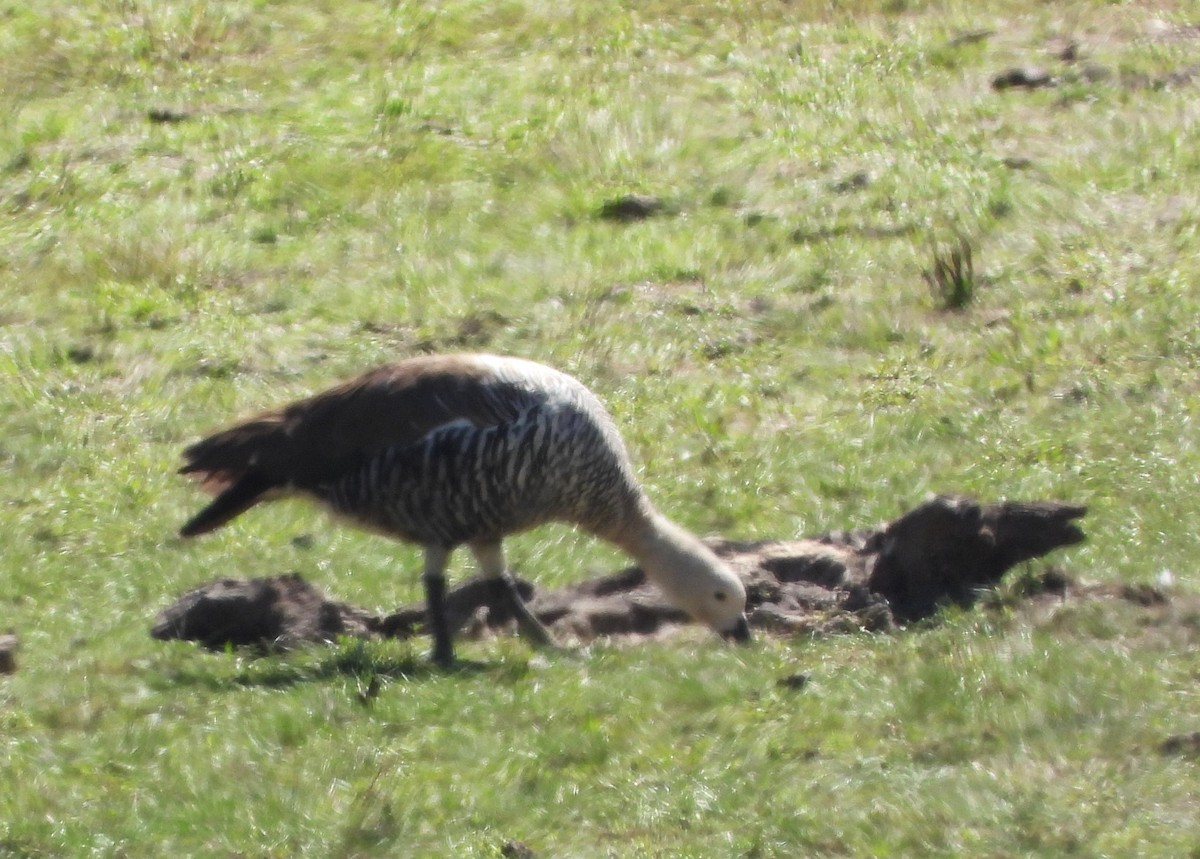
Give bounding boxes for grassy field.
[3,0,1200,855]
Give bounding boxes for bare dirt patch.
[151,494,1113,652]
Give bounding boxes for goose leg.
[469,540,558,649]
[423,545,455,667]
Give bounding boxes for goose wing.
[179,354,547,535]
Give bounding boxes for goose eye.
[714,591,727,602]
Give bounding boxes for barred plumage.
[178,353,750,664]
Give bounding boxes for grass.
[3,0,1200,855]
[924,235,977,310]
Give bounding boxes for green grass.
[3,0,1200,855]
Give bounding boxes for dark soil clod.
[777,672,810,691]
[1160,732,1200,758]
[596,195,669,222]
[0,632,17,674]
[992,67,1056,90]
[500,841,536,859]
[146,107,191,124]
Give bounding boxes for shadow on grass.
[149,641,517,693]
[789,220,920,244]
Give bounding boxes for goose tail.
[178,416,288,537]
[179,472,276,537]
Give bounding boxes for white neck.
[604,505,746,633]
[611,509,708,574]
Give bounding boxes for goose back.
[180,354,643,543]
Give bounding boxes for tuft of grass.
[924,234,977,311]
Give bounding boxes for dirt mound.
[152,494,1088,651]
[150,573,379,649]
